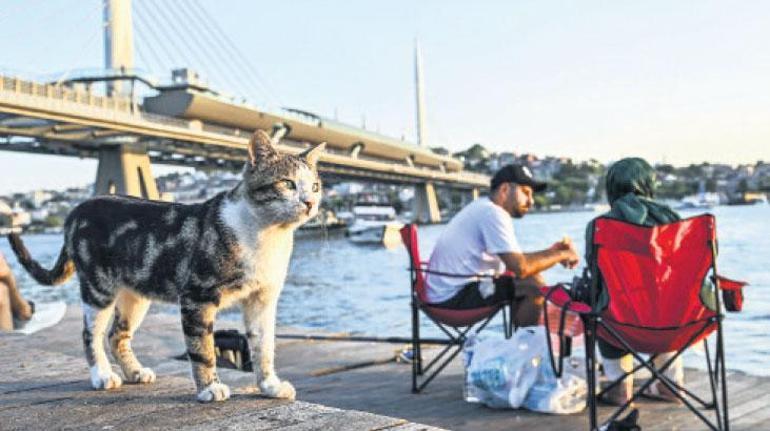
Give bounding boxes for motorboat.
[678,192,719,210]
[346,203,404,245]
[296,209,347,238]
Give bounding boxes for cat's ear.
[248,129,279,167]
[300,142,326,167]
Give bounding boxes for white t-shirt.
[425,198,522,303]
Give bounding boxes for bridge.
[0,1,489,223]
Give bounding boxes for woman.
[0,250,34,331]
[585,157,685,405]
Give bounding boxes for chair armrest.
[540,285,592,314]
[714,275,748,291]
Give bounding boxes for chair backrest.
[592,214,717,328]
[400,224,428,303]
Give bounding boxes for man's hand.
[550,237,579,269]
[499,237,580,279]
[561,247,580,269]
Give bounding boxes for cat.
[8,129,325,403]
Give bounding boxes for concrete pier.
[1,306,767,430]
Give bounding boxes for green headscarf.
[603,157,680,226]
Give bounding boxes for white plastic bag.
[464,327,545,409]
[522,359,587,415]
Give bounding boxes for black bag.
[214,329,253,372]
[569,268,593,304]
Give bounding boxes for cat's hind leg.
[243,293,295,400]
[180,299,229,402]
[109,289,155,384]
[82,299,122,390]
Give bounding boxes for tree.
[44,215,63,228]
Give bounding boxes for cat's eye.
[312,182,320,193]
[280,179,297,190]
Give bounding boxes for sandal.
[641,380,683,404]
[599,380,635,407]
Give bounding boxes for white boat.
[296,209,347,238]
[346,204,404,245]
[679,192,719,209]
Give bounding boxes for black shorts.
[433,275,543,327]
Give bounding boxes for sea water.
[2,204,767,375]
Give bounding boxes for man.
[426,164,579,326]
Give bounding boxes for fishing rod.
[277,333,452,345]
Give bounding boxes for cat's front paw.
[259,376,296,400]
[197,382,231,403]
[90,366,123,390]
[126,367,156,384]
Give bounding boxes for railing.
[0,76,135,113]
[0,75,489,186]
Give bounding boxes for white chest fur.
[220,197,295,304]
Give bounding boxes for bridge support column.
[459,187,481,209]
[413,182,441,224]
[94,144,159,199]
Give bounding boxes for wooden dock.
[1,306,767,430]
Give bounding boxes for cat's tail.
[7,233,75,286]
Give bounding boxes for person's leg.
[433,275,544,320]
[0,282,13,331]
[598,338,634,405]
[512,275,545,327]
[432,282,487,309]
[646,351,684,402]
[488,275,544,327]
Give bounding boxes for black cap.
[490,164,547,192]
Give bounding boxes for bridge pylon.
[94,144,159,199]
[413,182,441,224]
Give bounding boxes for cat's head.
[239,129,325,226]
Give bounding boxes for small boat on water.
[678,192,720,210]
[346,203,404,245]
[296,209,347,238]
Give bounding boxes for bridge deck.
[2,306,766,430]
[0,75,488,187]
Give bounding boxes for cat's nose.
[303,200,314,213]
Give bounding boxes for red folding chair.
[544,214,746,430]
[400,224,515,393]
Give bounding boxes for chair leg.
[415,343,463,393]
[584,317,599,431]
[502,304,510,339]
[704,339,719,408]
[411,302,420,393]
[717,319,730,431]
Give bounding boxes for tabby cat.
[9,130,324,402]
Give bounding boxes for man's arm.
[499,243,579,279]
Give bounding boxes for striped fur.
[7,130,325,402]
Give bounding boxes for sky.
[1,0,770,194]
